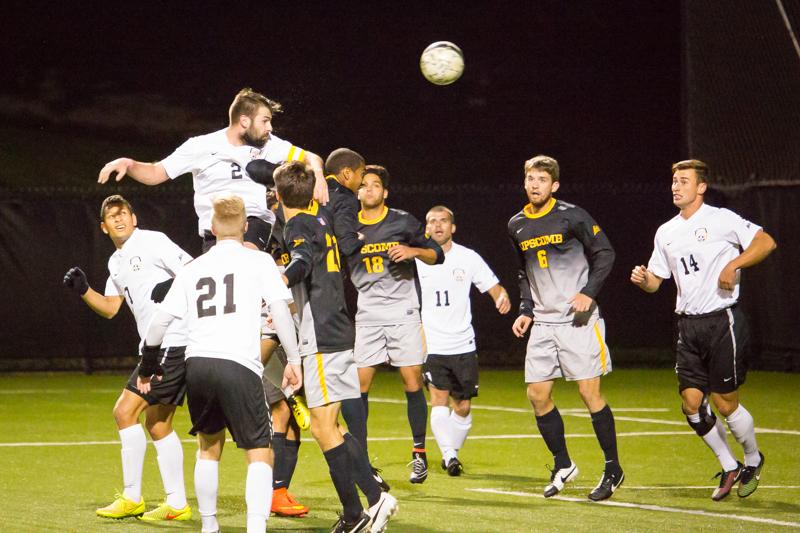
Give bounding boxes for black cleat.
[444,457,463,477]
[330,511,371,533]
[371,466,391,492]
[711,462,743,501]
[588,468,624,501]
[738,453,764,498]
[408,451,428,484]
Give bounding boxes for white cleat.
[544,462,579,497]
[368,491,398,533]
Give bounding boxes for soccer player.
[508,155,622,501]
[97,87,328,252]
[417,205,511,476]
[139,194,301,533]
[275,161,397,533]
[346,165,445,484]
[630,159,776,501]
[62,194,192,521]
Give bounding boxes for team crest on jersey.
[695,228,708,242]
[452,268,466,282]
[317,217,327,226]
[249,148,261,159]
[129,256,142,271]
[592,225,601,235]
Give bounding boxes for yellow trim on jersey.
[358,206,389,225]
[299,201,319,216]
[326,174,338,181]
[523,198,556,219]
[594,323,607,372]
[297,149,306,162]
[315,353,329,403]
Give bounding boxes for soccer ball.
[419,41,464,85]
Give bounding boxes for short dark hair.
[325,148,365,175]
[274,161,315,208]
[229,88,282,124]
[364,164,391,189]
[100,195,134,220]
[524,155,560,182]
[672,159,709,184]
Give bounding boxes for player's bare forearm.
[728,230,777,271]
[306,152,329,205]
[488,284,511,314]
[394,246,437,264]
[98,158,169,185]
[82,289,124,319]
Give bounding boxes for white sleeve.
[647,231,672,279]
[720,208,762,250]
[470,251,500,293]
[160,137,201,180]
[104,277,121,297]
[156,233,193,275]
[159,272,189,319]
[144,309,175,347]
[259,255,293,305]
[263,134,306,164]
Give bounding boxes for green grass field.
[1,369,798,532]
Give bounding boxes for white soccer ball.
[419,41,464,85]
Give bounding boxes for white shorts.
[302,349,361,408]
[525,315,611,383]
[355,322,426,368]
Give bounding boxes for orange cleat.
[271,487,309,517]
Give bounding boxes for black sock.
[284,437,300,488]
[323,442,363,522]
[590,404,620,472]
[343,432,381,506]
[271,432,288,490]
[535,406,571,469]
[361,392,370,420]
[341,397,369,456]
[406,389,427,449]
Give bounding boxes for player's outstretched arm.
[718,229,777,290]
[630,265,662,293]
[63,267,124,318]
[487,284,511,314]
[305,151,329,205]
[98,158,170,185]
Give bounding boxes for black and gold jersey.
[507,198,615,324]
[283,202,354,355]
[268,208,290,266]
[346,206,444,325]
[326,176,362,257]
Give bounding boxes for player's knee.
[112,403,136,428]
[453,400,471,417]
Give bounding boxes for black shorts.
[186,357,272,449]
[125,346,187,406]
[675,305,750,394]
[202,217,272,252]
[423,351,479,400]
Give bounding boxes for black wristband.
[139,344,162,376]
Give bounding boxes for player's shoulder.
[654,213,683,237]
[555,199,591,219]
[183,128,226,147]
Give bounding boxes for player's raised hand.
[63,266,89,295]
[512,315,533,337]
[569,293,593,313]
[313,174,329,205]
[718,263,738,291]
[630,265,649,286]
[387,244,415,262]
[282,363,303,392]
[98,158,133,184]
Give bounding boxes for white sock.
[698,417,739,471]
[726,405,760,466]
[450,411,472,453]
[195,458,219,533]
[119,424,146,502]
[153,431,188,508]
[430,406,455,458]
[246,462,272,533]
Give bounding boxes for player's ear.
[100,221,109,235]
[697,181,707,195]
[451,223,457,235]
[551,180,560,194]
[131,213,138,227]
[211,221,218,237]
[383,188,389,200]
[239,114,251,129]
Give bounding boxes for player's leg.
[443,351,479,475]
[196,430,225,533]
[96,389,149,518]
[429,382,457,466]
[243,447,275,533]
[270,399,308,517]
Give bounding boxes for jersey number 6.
[537,250,549,269]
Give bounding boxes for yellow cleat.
[96,491,145,519]
[139,501,192,521]
[286,394,311,430]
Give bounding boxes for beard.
[527,192,551,208]
[243,127,268,149]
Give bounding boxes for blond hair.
[211,194,246,238]
[426,205,455,223]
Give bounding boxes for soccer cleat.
[711,462,743,501]
[138,501,192,521]
[544,462,579,498]
[588,468,624,501]
[443,457,463,477]
[271,487,309,517]
[738,452,765,498]
[367,491,398,533]
[371,466,391,492]
[330,511,371,533]
[408,450,428,484]
[286,394,311,430]
[95,491,145,519]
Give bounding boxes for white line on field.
[568,485,800,490]
[467,488,800,529]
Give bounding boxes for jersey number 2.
[196,274,237,318]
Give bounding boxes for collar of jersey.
[523,198,556,219]
[359,205,388,225]
[298,201,319,216]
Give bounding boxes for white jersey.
[417,242,499,354]
[104,228,192,350]
[648,203,761,315]
[159,240,293,376]
[160,129,307,236]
